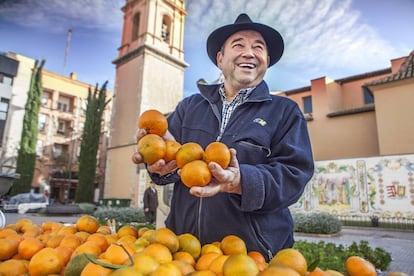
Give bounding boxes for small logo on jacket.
[253,118,267,126]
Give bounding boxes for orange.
[220,234,247,255]
[117,234,137,245]
[204,141,231,169]
[0,228,18,238]
[325,270,345,276]
[71,240,102,258]
[259,265,301,275]
[308,267,331,276]
[150,227,179,253]
[104,242,135,265]
[150,262,181,276]
[248,251,267,271]
[173,251,195,266]
[208,254,229,276]
[201,243,223,255]
[46,234,65,248]
[195,252,221,271]
[269,248,307,276]
[76,215,100,234]
[132,252,160,274]
[178,233,201,260]
[142,243,173,264]
[0,259,28,276]
[87,233,109,251]
[55,245,74,265]
[345,256,376,276]
[188,271,217,276]
[28,248,65,276]
[110,266,143,276]
[57,225,78,235]
[117,225,138,238]
[96,225,112,235]
[222,253,259,276]
[137,134,166,164]
[175,142,204,168]
[0,239,19,261]
[164,140,182,162]
[59,234,83,250]
[138,109,168,136]
[22,225,43,238]
[138,227,150,237]
[181,160,212,188]
[80,261,113,276]
[75,231,91,243]
[18,237,45,260]
[171,259,195,275]
[15,218,33,233]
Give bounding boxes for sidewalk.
[3,212,414,274]
[295,227,414,275]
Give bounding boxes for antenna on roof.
[63,29,72,76]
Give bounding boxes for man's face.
[217,30,270,90]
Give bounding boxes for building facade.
[105,0,187,206]
[0,52,112,203]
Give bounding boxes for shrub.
[93,207,146,225]
[294,240,391,273]
[293,212,341,234]
[78,203,96,214]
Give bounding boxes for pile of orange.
[0,214,398,275]
[137,109,231,188]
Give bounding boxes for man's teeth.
[239,63,255,68]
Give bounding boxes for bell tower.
[105,0,187,203]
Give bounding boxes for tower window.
[132,12,140,41]
[161,15,171,43]
[363,87,374,104]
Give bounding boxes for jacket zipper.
[197,198,203,238]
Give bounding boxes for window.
[303,96,313,114]
[53,143,68,159]
[363,87,374,104]
[0,98,9,147]
[36,140,43,157]
[57,95,71,112]
[57,119,70,135]
[0,73,13,85]
[39,114,47,131]
[41,92,50,107]
[161,15,171,43]
[132,12,140,41]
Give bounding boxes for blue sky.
[1,0,413,97]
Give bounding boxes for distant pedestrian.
[143,181,158,224]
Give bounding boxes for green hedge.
[293,212,342,234]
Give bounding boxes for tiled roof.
[365,50,414,87]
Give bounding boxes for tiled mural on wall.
[295,154,414,221]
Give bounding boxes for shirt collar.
[219,84,255,103]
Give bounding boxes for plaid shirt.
[217,85,255,140]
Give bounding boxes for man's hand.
[188,149,241,197]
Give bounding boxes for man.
[143,181,158,225]
[133,13,314,260]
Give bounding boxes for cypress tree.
[75,82,110,203]
[11,59,46,195]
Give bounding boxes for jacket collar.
[197,80,272,103]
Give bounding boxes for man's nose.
[241,47,255,58]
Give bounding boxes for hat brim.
[207,22,284,67]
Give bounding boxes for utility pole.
[63,29,72,76]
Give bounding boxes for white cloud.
[0,0,124,32]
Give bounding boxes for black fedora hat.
[207,13,284,67]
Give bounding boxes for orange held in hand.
[181,160,212,188]
[164,140,181,162]
[138,109,168,136]
[175,142,204,169]
[204,141,231,169]
[138,134,166,164]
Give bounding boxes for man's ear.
[267,56,270,67]
[216,51,223,69]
